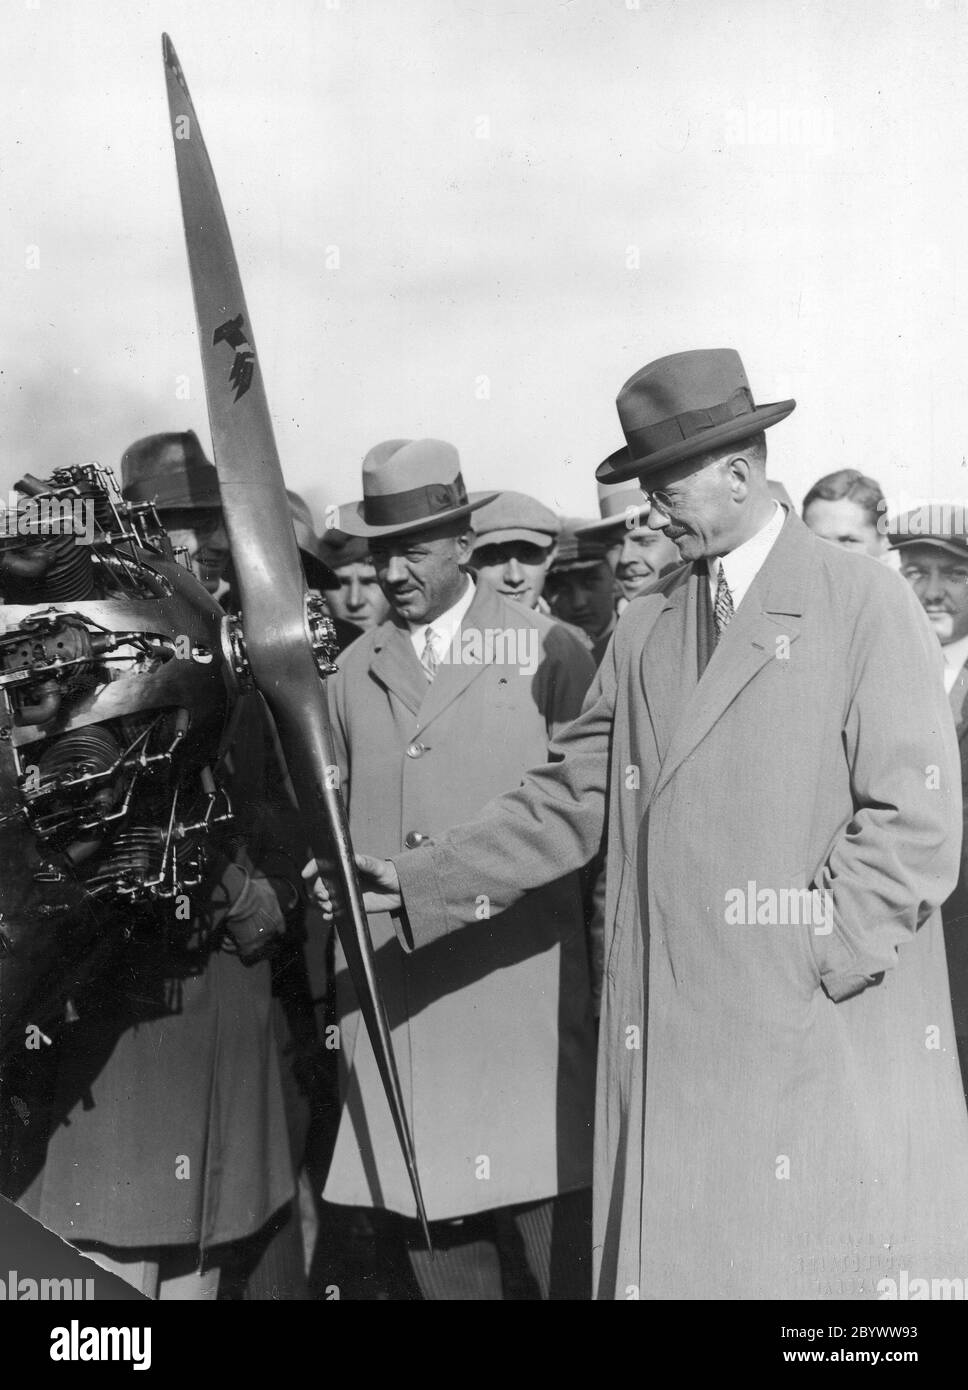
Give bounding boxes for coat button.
[404,831,429,849]
[406,741,427,758]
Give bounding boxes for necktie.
[696,564,717,679]
[713,564,734,639]
[420,626,440,683]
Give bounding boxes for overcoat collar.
[645,508,808,800]
[367,579,514,734]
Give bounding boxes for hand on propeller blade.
[302,853,402,918]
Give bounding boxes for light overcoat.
[396,513,968,1298]
[324,579,598,1220]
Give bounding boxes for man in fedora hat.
[575,470,679,613]
[122,430,232,600]
[891,507,968,1099]
[317,438,597,1299]
[311,349,968,1300]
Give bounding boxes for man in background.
[317,526,390,634]
[802,468,889,559]
[544,523,617,665]
[576,467,679,612]
[892,507,968,1099]
[19,431,296,1299]
[468,490,559,611]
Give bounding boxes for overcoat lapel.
[649,513,808,802]
[366,582,504,734]
[948,664,968,737]
[412,583,505,736]
[639,568,697,766]
[368,619,428,717]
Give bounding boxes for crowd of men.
[6,346,968,1300]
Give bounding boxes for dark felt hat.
[599,349,795,485]
[121,430,221,509]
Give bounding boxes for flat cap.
[888,505,968,560]
[470,491,560,549]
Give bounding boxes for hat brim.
[472,527,556,549]
[336,493,498,540]
[890,536,968,560]
[574,509,649,538]
[598,400,796,484]
[124,488,223,511]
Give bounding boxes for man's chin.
[928,614,954,642]
[618,576,656,600]
[669,534,699,561]
[389,597,425,622]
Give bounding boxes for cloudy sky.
[2,0,967,523]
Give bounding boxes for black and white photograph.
[2,0,968,1355]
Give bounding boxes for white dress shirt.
[942,632,968,695]
[707,502,785,612]
[408,574,476,662]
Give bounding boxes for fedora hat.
[336,439,497,540]
[599,349,795,485]
[121,430,222,510]
[575,461,650,538]
[287,490,338,591]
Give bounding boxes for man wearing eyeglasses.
[892,511,968,1103]
[307,349,968,1300]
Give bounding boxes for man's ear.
[726,452,754,497]
[455,528,476,561]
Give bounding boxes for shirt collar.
[708,502,785,611]
[943,632,968,679]
[408,573,476,652]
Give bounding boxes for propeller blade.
[160,32,431,1249]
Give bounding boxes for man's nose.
[921,569,945,603]
[619,535,638,563]
[385,556,408,585]
[646,503,671,532]
[347,575,363,606]
[504,558,524,583]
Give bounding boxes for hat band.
[363,474,469,527]
[624,386,754,458]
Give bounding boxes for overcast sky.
[2,0,967,523]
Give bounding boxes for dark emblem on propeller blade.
[213,313,255,401]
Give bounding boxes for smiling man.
[309,350,968,1301]
[575,474,680,610]
[468,490,559,610]
[321,438,597,1300]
